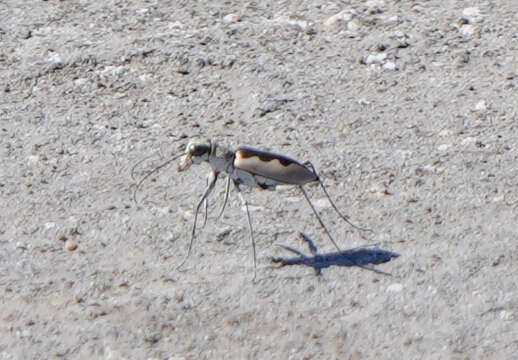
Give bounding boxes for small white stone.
[461,137,477,145]
[168,21,184,29]
[462,7,483,23]
[347,19,360,32]
[421,164,436,173]
[459,24,475,36]
[223,13,240,24]
[387,283,403,292]
[101,65,127,77]
[365,0,386,12]
[273,16,309,31]
[393,30,405,38]
[16,329,31,338]
[241,205,264,212]
[313,198,331,209]
[474,100,487,111]
[492,195,504,202]
[396,149,412,160]
[363,53,387,64]
[499,310,513,320]
[325,10,354,26]
[369,184,388,196]
[386,16,398,24]
[27,155,39,163]
[65,239,78,251]
[383,61,396,70]
[74,78,87,86]
[437,144,451,151]
[412,5,425,13]
[157,207,171,215]
[47,53,63,65]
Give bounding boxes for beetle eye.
[191,144,210,157]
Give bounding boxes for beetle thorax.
[208,142,235,173]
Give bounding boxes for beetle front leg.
[177,171,218,270]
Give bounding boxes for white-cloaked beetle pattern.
[134,139,370,279]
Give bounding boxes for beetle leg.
[304,161,372,233]
[202,176,209,227]
[177,171,218,271]
[299,185,341,252]
[217,174,232,220]
[233,180,257,281]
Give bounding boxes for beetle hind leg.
[299,185,341,252]
[304,161,372,233]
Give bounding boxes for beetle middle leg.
[232,180,257,281]
[202,176,210,227]
[217,175,232,220]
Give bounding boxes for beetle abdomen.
[234,147,317,185]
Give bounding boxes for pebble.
[312,198,331,209]
[65,239,78,251]
[277,17,310,32]
[499,310,513,320]
[382,61,396,70]
[136,8,149,15]
[241,205,264,212]
[223,13,240,24]
[474,100,487,112]
[462,7,483,24]
[347,19,360,32]
[47,53,64,66]
[459,24,475,37]
[362,53,387,65]
[437,144,451,152]
[45,222,56,229]
[461,137,477,146]
[100,65,127,77]
[324,10,354,27]
[370,184,390,197]
[365,0,386,13]
[386,283,403,293]
[438,129,453,137]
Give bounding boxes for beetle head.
[178,141,211,171]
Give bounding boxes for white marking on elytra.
[133,139,371,280]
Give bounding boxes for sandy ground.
[1,1,517,359]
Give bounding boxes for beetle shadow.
[271,232,400,276]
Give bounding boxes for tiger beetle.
[133,139,371,279]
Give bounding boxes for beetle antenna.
[133,154,183,204]
[131,154,158,181]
